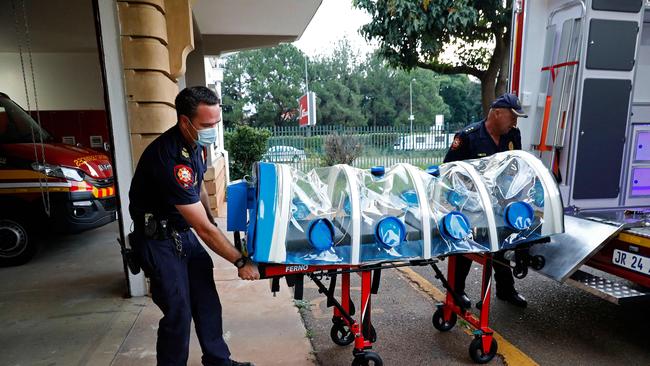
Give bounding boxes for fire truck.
[511,0,650,303]
[0,93,116,266]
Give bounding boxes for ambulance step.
[567,270,650,305]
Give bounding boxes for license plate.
[612,249,650,276]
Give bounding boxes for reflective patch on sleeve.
[451,136,462,150]
[174,164,194,189]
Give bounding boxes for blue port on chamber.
[307,218,335,251]
[504,201,534,231]
[439,211,471,241]
[374,216,406,249]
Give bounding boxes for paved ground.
[0,221,315,366]
[299,258,650,366]
[2,220,649,366]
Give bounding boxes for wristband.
[234,256,248,269]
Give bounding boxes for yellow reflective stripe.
[0,187,69,194]
[0,169,49,180]
[617,232,650,249]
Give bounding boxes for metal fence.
[227,125,455,171]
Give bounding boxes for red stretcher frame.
[257,253,506,365]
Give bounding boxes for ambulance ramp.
[531,214,650,304]
[530,215,622,282]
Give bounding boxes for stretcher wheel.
[512,265,528,279]
[469,337,498,364]
[330,323,355,346]
[432,308,457,332]
[351,351,383,366]
[531,255,545,270]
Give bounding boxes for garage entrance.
[0,0,119,267]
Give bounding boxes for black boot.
[231,360,255,366]
[456,292,471,309]
[496,291,527,308]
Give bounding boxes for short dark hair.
[175,86,220,120]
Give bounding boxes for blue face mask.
[187,120,218,147]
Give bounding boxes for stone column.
[116,0,193,164]
[116,0,226,217]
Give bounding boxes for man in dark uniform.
[129,86,259,366]
[443,93,529,308]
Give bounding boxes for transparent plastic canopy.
[226,151,563,265]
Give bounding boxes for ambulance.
[511,0,650,303]
[0,92,116,266]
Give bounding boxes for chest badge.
[451,136,462,150]
[174,164,194,189]
[181,147,190,160]
[508,141,514,150]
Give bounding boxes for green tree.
[222,44,305,127]
[224,125,271,180]
[438,75,483,130]
[353,0,513,114]
[221,55,248,127]
[358,55,399,127]
[360,54,450,128]
[309,39,367,126]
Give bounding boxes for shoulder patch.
[463,123,479,133]
[174,164,194,189]
[451,136,463,150]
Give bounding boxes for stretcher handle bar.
[320,259,440,276]
[309,274,356,325]
[259,259,440,279]
[547,0,586,27]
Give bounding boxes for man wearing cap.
[443,93,529,308]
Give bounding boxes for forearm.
[195,224,242,264]
[200,185,215,224]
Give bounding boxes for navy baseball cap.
[491,93,528,118]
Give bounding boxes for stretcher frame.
[248,240,547,366]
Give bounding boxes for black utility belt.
[138,214,190,240]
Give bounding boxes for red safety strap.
[535,60,580,152]
[541,60,579,82]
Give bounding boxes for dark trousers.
[453,252,515,295]
[137,229,231,366]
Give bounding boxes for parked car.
[0,92,116,266]
[262,145,307,163]
[393,133,456,151]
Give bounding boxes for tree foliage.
[224,125,272,180]
[222,44,305,127]
[309,40,367,126]
[353,0,513,114]
[221,40,482,130]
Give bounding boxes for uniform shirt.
[443,120,521,163]
[129,125,207,227]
